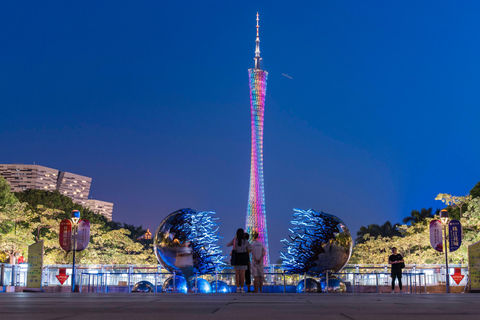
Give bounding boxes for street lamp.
[71,210,80,292]
[440,209,450,293]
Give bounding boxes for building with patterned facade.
[0,164,113,220]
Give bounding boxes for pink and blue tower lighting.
[245,13,270,266]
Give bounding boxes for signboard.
[449,219,462,252]
[56,268,69,285]
[59,219,72,252]
[26,240,44,290]
[451,267,465,285]
[429,220,443,252]
[468,240,480,292]
[76,220,90,251]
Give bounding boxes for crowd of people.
[227,228,266,293]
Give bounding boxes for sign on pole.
[59,219,72,252]
[430,220,443,252]
[26,240,44,290]
[76,220,90,251]
[449,219,462,252]
[56,268,69,285]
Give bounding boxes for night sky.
[2,1,480,262]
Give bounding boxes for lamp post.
[70,210,80,292]
[440,209,450,293]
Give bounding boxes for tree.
[402,208,435,225]
[0,175,18,208]
[0,226,35,263]
[356,221,401,244]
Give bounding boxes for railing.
[0,263,469,292]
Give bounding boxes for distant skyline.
[2,1,480,261]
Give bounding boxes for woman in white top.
[227,228,250,292]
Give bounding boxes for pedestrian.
[244,232,252,292]
[227,228,249,293]
[249,231,265,293]
[388,247,404,293]
[175,241,195,293]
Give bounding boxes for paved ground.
[0,292,479,320]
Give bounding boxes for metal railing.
[0,263,469,293]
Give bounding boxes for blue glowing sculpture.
[132,281,155,293]
[281,209,352,275]
[154,208,225,274]
[189,278,212,293]
[319,275,347,293]
[162,275,187,293]
[210,280,231,293]
[296,278,321,293]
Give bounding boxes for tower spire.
[254,12,262,70]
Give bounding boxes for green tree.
[402,208,435,225]
[0,175,18,208]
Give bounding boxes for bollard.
[304,272,307,293]
[173,271,176,293]
[215,269,218,293]
[195,273,198,293]
[326,272,329,294]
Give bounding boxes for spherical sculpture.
[162,275,187,293]
[296,278,321,293]
[154,208,224,275]
[319,275,347,293]
[210,280,231,293]
[281,209,353,275]
[189,278,212,293]
[132,280,155,293]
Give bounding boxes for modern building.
[85,199,114,221]
[56,171,92,205]
[0,163,113,220]
[0,164,59,192]
[245,13,270,266]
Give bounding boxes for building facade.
[245,13,270,266]
[85,199,114,221]
[0,163,113,220]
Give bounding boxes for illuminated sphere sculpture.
[132,281,155,293]
[154,208,224,275]
[319,275,347,293]
[281,209,353,275]
[162,275,187,293]
[189,278,212,293]
[210,280,231,293]
[296,278,321,293]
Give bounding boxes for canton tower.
[245,13,270,266]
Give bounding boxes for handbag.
[400,262,405,269]
[230,238,237,266]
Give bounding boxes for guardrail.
[0,263,469,292]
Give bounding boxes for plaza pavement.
[0,292,479,320]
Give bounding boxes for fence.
[0,264,469,292]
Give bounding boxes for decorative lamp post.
[70,210,80,292]
[439,209,450,293]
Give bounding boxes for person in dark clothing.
[244,232,252,292]
[388,247,404,293]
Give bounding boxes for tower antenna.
[254,12,262,70]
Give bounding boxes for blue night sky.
[2,1,480,262]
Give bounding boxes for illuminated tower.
[245,13,270,266]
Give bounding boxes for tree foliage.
[352,182,480,265]
[0,186,155,264]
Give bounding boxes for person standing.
[249,231,265,293]
[227,228,249,293]
[244,232,252,292]
[388,247,404,293]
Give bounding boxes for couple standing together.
[227,228,265,293]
